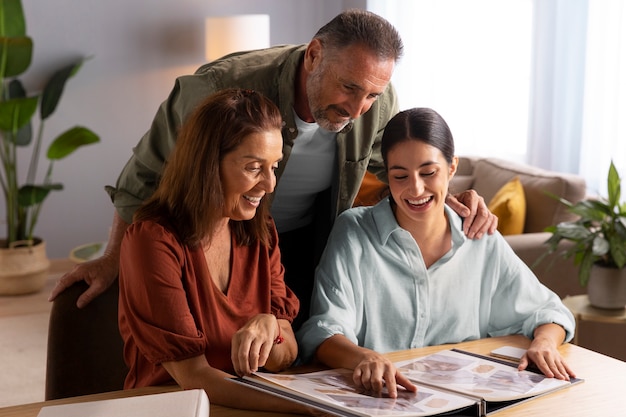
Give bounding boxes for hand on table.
[520,336,576,380]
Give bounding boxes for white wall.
[14,0,362,258]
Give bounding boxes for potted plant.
[0,0,99,295]
[541,160,626,309]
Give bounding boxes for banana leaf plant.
[0,0,99,247]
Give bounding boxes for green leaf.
[542,229,563,251]
[7,79,33,145]
[40,60,84,120]
[578,252,595,287]
[544,225,557,233]
[0,0,27,37]
[569,199,611,221]
[0,0,31,77]
[554,223,591,240]
[46,126,100,160]
[17,183,63,207]
[608,233,626,269]
[591,235,610,257]
[618,216,626,234]
[607,161,621,209]
[0,95,38,133]
[543,190,575,208]
[0,35,32,77]
[7,78,26,98]
[12,118,31,145]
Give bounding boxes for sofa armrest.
[505,232,586,299]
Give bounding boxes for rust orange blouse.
[118,220,299,389]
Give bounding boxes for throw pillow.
[487,176,526,235]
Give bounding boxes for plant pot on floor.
[587,263,626,310]
[0,238,50,295]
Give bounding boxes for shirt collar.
[372,197,467,249]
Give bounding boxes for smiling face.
[220,129,283,221]
[387,140,458,229]
[304,41,395,132]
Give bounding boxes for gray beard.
[313,110,353,133]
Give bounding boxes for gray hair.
[313,9,403,62]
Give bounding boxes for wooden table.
[1,334,624,417]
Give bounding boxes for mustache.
[328,105,350,118]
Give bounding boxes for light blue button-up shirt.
[297,198,575,362]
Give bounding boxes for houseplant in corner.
[0,0,99,295]
[542,161,626,309]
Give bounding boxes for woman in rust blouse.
[118,89,309,413]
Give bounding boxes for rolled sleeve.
[296,271,359,363]
[522,305,576,343]
[296,217,364,363]
[488,245,576,343]
[106,158,157,224]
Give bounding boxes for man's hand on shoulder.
[446,190,498,239]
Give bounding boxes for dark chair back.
[45,280,128,400]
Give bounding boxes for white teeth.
[243,195,262,203]
[407,196,431,205]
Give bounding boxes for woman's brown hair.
[134,88,283,247]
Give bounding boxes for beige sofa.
[450,156,588,299]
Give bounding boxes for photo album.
[233,349,583,417]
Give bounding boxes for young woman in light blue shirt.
[297,107,576,399]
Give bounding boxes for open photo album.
[233,349,583,417]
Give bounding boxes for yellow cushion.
[487,177,526,235]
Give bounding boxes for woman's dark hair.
[314,9,403,62]
[381,107,455,168]
[134,88,283,247]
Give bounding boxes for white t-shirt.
[271,112,337,233]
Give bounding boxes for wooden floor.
[0,259,74,408]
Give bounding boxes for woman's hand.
[520,324,576,380]
[446,190,498,239]
[316,335,417,398]
[352,351,418,398]
[231,314,280,376]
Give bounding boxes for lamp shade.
[205,14,270,61]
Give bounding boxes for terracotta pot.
[587,263,626,310]
[0,238,50,295]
